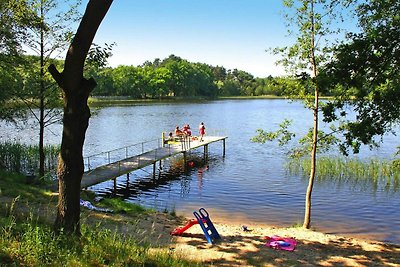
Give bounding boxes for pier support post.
[223,138,226,157]
[153,162,156,179]
[183,151,187,172]
[204,145,209,162]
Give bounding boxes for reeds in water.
[286,157,400,192]
[0,142,59,175]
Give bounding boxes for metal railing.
[84,129,227,172]
[84,138,163,171]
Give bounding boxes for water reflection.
[94,154,211,202]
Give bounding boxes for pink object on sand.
[264,235,297,251]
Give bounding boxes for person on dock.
[175,126,183,137]
[199,122,206,141]
[168,132,174,141]
[183,124,192,136]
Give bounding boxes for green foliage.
[93,54,305,99]
[252,119,295,145]
[252,119,339,158]
[90,54,335,99]
[276,0,349,75]
[0,0,39,121]
[289,128,339,158]
[321,0,400,155]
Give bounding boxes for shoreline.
[174,207,399,246]
[162,213,400,266]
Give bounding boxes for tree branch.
[48,64,64,89]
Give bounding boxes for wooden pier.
[81,134,227,189]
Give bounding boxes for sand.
[84,210,400,267]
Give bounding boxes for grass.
[286,156,400,192]
[0,170,54,202]
[100,197,154,215]
[0,170,199,266]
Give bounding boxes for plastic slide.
[170,219,199,235]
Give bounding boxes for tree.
[48,0,113,235]
[0,0,37,121]
[18,0,81,178]
[253,0,349,229]
[321,0,400,154]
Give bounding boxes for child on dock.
[199,122,205,141]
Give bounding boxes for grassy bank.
[0,170,198,266]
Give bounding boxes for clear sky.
[93,0,289,78]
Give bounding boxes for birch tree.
[253,0,352,229]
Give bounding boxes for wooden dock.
[81,135,227,189]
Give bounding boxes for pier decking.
[81,135,227,189]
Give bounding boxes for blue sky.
[93,0,289,77]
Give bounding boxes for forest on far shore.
[6,53,322,101]
[89,54,320,98]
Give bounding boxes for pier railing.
[84,129,228,172]
[84,138,163,171]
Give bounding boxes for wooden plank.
[81,136,227,189]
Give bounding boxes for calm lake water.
[2,99,399,244]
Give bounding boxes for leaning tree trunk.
[48,0,113,235]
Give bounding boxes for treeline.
[4,53,327,100]
[87,54,319,98]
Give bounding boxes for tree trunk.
[49,0,113,235]
[39,96,45,177]
[303,98,318,229]
[303,0,319,229]
[39,5,45,178]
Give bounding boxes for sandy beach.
[83,209,400,267]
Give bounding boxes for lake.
[1,99,399,244]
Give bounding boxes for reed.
[0,142,59,175]
[286,156,400,192]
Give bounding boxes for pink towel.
[264,235,297,251]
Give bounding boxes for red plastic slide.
[170,219,199,235]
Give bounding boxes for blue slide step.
[193,208,221,244]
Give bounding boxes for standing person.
[199,122,206,141]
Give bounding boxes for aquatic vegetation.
[286,156,400,192]
[0,142,59,175]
